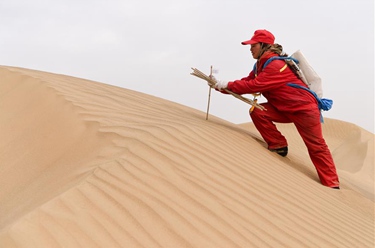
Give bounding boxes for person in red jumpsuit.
[213,29,340,189]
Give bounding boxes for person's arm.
[227,60,291,94]
[214,70,256,92]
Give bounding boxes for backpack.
[253,50,332,123]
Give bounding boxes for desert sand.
[0,65,374,248]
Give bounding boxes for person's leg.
[250,103,291,150]
[290,109,340,187]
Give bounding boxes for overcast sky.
[1,0,374,132]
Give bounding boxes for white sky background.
[1,0,374,132]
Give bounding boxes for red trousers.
[250,102,340,188]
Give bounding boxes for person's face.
[250,43,261,59]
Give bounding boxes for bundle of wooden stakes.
[190,67,265,111]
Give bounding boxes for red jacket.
[227,51,317,112]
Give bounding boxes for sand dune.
[0,66,373,248]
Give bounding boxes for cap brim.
[241,39,257,45]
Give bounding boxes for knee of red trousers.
[249,106,264,122]
[249,107,288,149]
[249,107,266,128]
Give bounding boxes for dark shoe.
[332,186,340,190]
[269,146,288,157]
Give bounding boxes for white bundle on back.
[291,50,324,98]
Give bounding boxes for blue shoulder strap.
[264,56,299,68]
[253,56,299,74]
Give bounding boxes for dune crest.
[0,66,374,248]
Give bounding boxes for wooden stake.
[205,65,213,120]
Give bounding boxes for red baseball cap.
[241,29,275,45]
